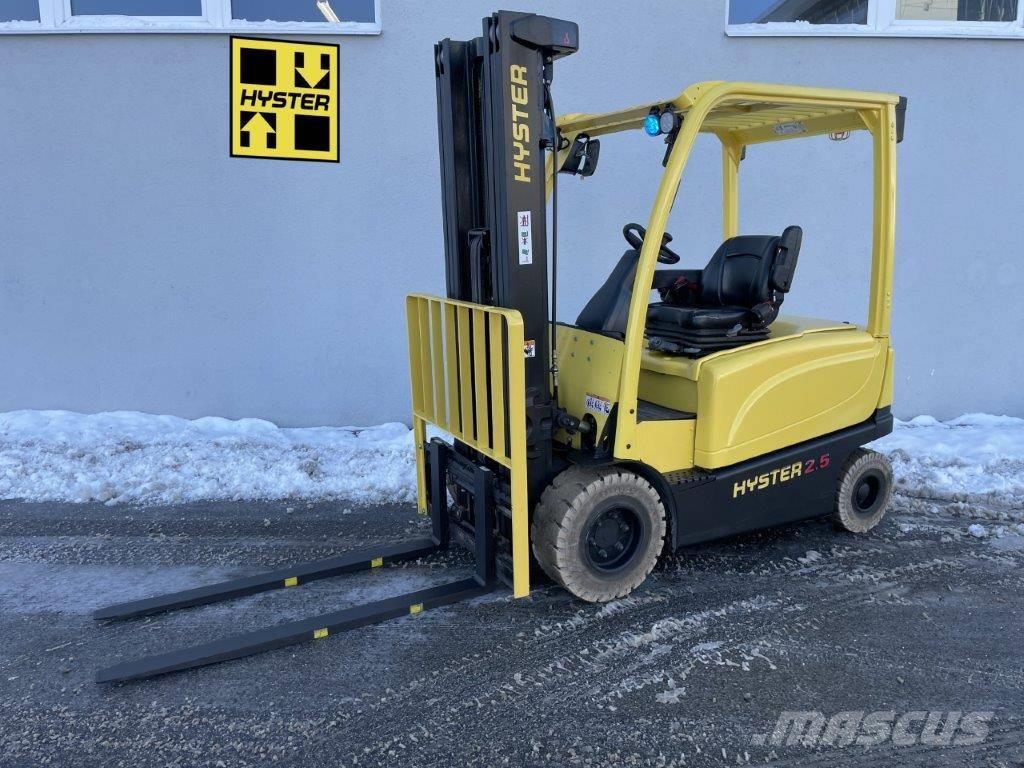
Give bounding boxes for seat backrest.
[697,235,778,308]
[697,226,802,308]
[770,225,802,293]
[575,250,638,337]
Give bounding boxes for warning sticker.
[517,210,533,265]
[231,37,339,162]
[584,393,612,416]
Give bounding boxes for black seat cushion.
[646,303,749,332]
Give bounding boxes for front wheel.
[833,449,893,533]
[531,466,666,602]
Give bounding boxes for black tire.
[531,466,666,603]
[833,449,893,533]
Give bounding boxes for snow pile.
[0,411,416,506]
[0,409,1022,510]
[871,413,1024,510]
[967,523,988,539]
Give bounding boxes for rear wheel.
[833,449,893,533]
[531,466,666,602]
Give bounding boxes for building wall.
[1,0,1021,426]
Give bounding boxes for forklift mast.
[435,11,578,498]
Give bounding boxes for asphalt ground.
[0,493,1022,767]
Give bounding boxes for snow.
[870,413,1024,508]
[0,409,1022,513]
[0,410,416,506]
[797,550,823,565]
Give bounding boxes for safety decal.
[517,210,533,265]
[230,37,339,162]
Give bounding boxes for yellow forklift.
[415,12,905,603]
[93,11,904,683]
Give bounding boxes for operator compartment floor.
[636,399,696,422]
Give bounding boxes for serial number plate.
[584,393,612,415]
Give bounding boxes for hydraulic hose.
[543,75,560,409]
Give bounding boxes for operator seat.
[645,226,802,355]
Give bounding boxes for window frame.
[726,0,1024,38]
[0,0,381,34]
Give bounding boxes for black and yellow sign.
[230,37,339,163]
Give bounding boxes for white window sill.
[0,17,381,34]
[727,21,1024,39]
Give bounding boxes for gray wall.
[2,0,1022,426]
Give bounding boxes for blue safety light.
[643,113,662,137]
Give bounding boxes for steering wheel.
[623,223,680,265]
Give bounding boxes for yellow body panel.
[635,419,695,473]
[626,316,885,472]
[638,369,697,413]
[554,326,695,473]
[554,325,624,448]
[878,347,895,408]
[692,329,888,468]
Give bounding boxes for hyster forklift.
[93,11,904,683]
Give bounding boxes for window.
[727,0,1024,36]
[896,0,1018,20]
[1,0,41,21]
[729,0,869,24]
[70,0,201,14]
[0,0,381,33]
[232,0,375,23]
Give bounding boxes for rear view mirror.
[559,134,600,177]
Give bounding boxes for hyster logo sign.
[230,37,339,162]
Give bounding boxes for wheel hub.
[852,470,884,516]
[585,506,642,572]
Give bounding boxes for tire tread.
[833,448,893,533]
[531,466,666,602]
